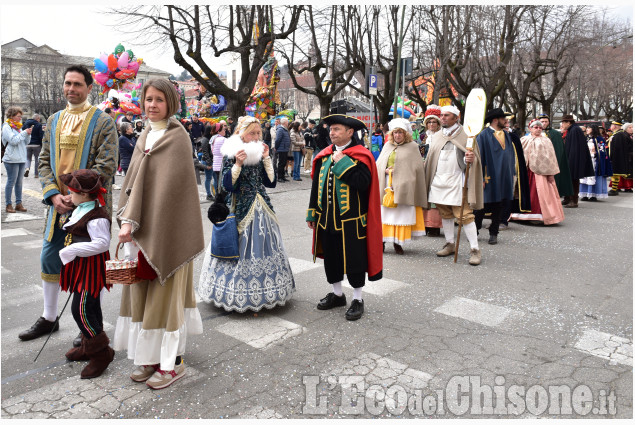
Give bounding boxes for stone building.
[1,38,171,119]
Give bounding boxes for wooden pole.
[454,140,474,263]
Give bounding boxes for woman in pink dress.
[510,119,564,225]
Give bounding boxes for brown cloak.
[117,117,205,285]
[423,125,484,210]
[375,140,427,207]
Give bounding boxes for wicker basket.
[105,243,142,285]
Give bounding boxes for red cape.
[311,144,383,281]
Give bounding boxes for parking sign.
[369,74,377,96]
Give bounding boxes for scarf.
[117,117,205,285]
[68,200,97,222]
[5,118,22,131]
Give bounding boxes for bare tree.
[110,5,303,119]
[279,6,360,117]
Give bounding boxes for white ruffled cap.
[441,105,460,117]
[388,118,413,135]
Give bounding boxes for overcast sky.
[1,2,632,79]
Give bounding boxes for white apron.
[428,145,463,206]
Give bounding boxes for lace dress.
[198,156,296,312]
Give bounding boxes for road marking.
[215,315,306,349]
[612,198,633,209]
[344,277,408,296]
[13,240,43,250]
[23,189,43,200]
[239,407,283,419]
[288,257,322,275]
[3,212,43,223]
[1,266,12,274]
[327,352,433,391]
[434,296,522,327]
[1,285,44,308]
[574,329,633,367]
[1,228,32,238]
[1,317,115,362]
[1,362,205,418]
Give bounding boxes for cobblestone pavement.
[1,167,632,419]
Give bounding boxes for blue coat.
[476,127,515,203]
[118,134,136,170]
[275,126,291,152]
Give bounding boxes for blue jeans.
[4,162,25,206]
[292,151,302,180]
[212,171,220,194]
[202,161,214,196]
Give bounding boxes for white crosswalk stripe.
[215,314,306,349]
[1,266,12,274]
[344,277,408,296]
[574,329,633,367]
[13,240,43,250]
[434,296,523,327]
[1,316,115,362]
[3,212,43,223]
[288,257,322,275]
[1,228,32,238]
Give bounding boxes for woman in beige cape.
[113,79,205,390]
[510,119,564,225]
[376,118,427,254]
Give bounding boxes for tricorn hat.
[484,108,506,124]
[561,114,576,123]
[59,169,106,205]
[321,114,367,132]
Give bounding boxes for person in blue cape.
[474,108,516,245]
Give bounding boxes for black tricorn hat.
[59,169,105,194]
[321,114,367,132]
[561,114,576,123]
[484,108,506,124]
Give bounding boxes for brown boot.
[81,331,114,379]
[15,203,27,212]
[66,334,89,361]
[6,204,16,213]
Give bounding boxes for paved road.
[1,168,632,419]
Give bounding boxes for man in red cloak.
[306,114,383,321]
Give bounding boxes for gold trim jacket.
[307,153,371,233]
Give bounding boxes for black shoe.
[19,317,59,341]
[293,178,302,181]
[589,197,598,202]
[73,331,83,347]
[345,299,364,321]
[24,169,29,177]
[206,195,214,201]
[317,292,347,310]
[279,177,289,182]
[581,196,589,201]
[608,190,619,196]
[488,234,498,245]
[625,189,633,193]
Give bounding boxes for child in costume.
[58,169,114,379]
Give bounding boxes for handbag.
[210,214,239,259]
[382,169,398,208]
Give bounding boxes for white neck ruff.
[220,135,265,165]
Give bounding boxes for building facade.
[1,38,171,119]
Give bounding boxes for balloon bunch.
[389,97,416,119]
[92,43,143,94]
[97,86,143,124]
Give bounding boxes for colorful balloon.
[115,69,136,80]
[117,52,130,69]
[127,61,140,73]
[94,72,109,86]
[93,59,108,74]
[107,54,118,72]
[126,49,134,60]
[106,79,114,88]
[114,43,125,57]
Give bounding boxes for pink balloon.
[94,72,109,86]
[117,52,129,69]
[127,61,140,73]
[99,53,108,64]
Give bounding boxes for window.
[20,66,28,77]
[19,83,29,101]
[1,65,6,76]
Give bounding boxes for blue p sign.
[369,74,377,95]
